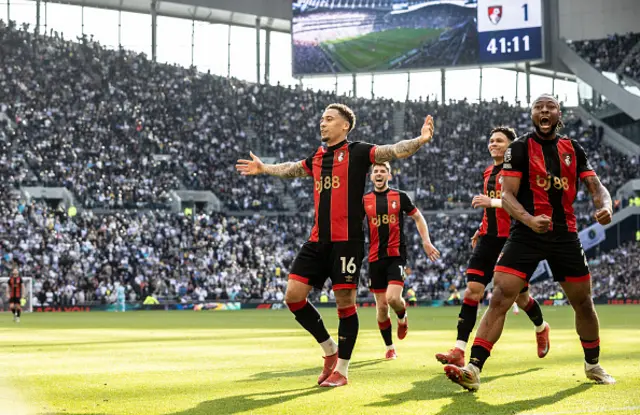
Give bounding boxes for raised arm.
[235,152,309,179]
[583,175,613,225]
[373,115,434,163]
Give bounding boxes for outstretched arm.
[374,115,434,163]
[583,175,613,224]
[263,162,308,178]
[235,152,308,179]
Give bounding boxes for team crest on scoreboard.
[488,5,502,25]
[562,152,572,166]
[337,151,345,162]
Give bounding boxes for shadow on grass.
[244,358,386,382]
[368,367,594,415]
[44,386,331,415]
[167,386,331,415]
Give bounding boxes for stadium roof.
[46,0,292,32]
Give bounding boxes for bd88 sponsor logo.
[536,174,569,191]
[315,176,340,193]
[371,214,397,227]
[486,190,502,199]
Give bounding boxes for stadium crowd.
[569,32,640,81]
[1,20,639,307]
[1,194,637,307]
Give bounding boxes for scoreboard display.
[292,0,546,76]
[477,0,544,64]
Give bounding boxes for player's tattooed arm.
[583,175,613,225]
[262,161,308,178]
[236,152,308,179]
[374,115,434,163]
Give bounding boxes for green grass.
[322,28,442,72]
[1,306,639,414]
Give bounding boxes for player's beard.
[534,121,558,139]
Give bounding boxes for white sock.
[335,358,349,377]
[585,361,599,370]
[386,344,395,351]
[513,304,519,312]
[320,338,338,356]
[535,321,547,333]
[455,340,467,351]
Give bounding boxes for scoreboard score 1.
[477,0,544,64]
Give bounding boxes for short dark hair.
[490,126,517,141]
[372,162,391,172]
[325,103,356,132]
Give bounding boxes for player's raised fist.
[235,151,265,176]
[594,207,612,225]
[420,115,435,144]
[528,214,552,234]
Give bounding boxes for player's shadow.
[244,358,385,382]
[167,386,331,415]
[368,367,544,408]
[369,367,594,415]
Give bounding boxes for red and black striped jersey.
[502,133,596,234]
[364,188,418,262]
[302,140,377,242]
[8,276,22,298]
[478,164,511,237]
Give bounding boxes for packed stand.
[2,20,638,214]
[568,33,640,74]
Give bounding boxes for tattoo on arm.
[374,136,425,163]
[263,161,308,179]
[501,176,533,226]
[584,176,612,211]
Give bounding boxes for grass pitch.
[0,305,639,415]
[322,28,442,72]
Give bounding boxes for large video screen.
[292,0,544,76]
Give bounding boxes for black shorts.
[289,241,365,290]
[467,235,507,286]
[368,257,405,293]
[467,235,529,293]
[496,230,590,283]
[9,297,21,305]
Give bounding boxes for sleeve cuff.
[580,170,597,179]
[502,170,523,178]
[369,145,377,164]
[408,207,418,216]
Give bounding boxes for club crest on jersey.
[337,152,345,162]
[392,201,397,210]
[499,176,504,184]
[504,148,512,163]
[562,152,572,166]
[488,5,502,25]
